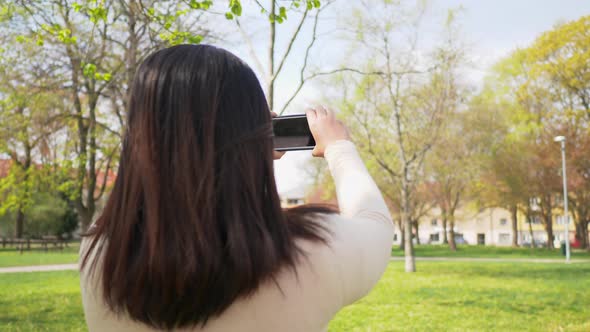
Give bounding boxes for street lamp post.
[554,136,570,262]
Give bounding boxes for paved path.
[391,257,590,264]
[0,263,78,274]
[1,257,589,274]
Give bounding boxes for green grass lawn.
[0,243,588,269]
[391,244,590,259]
[330,262,590,331]
[0,243,80,268]
[1,262,589,331]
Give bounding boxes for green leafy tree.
[1,0,331,232]
[0,37,66,237]
[482,16,590,249]
[524,16,590,249]
[2,0,222,230]
[428,106,492,251]
[333,2,464,272]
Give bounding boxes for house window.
[477,233,485,245]
[431,219,437,226]
[556,215,569,225]
[430,233,439,242]
[500,218,507,226]
[287,198,301,205]
[527,216,542,224]
[498,233,510,244]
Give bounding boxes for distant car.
[454,235,468,245]
[521,240,547,248]
[571,238,581,248]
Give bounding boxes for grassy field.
[330,262,590,331]
[391,244,590,259]
[0,243,80,268]
[0,271,84,332]
[0,243,588,269]
[1,262,589,331]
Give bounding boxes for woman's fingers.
[305,105,351,158]
[315,105,328,118]
[306,108,317,121]
[273,150,286,160]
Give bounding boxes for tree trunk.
[442,209,448,244]
[78,209,93,233]
[580,219,589,250]
[14,142,32,239]
[448,214,457,251]
[542,195,554,249]
[15,208,24,239]
[527,210,535,251]
[267,0,276,112]
[543,210,554,250]
[402,180,415,272]
[545,218,554,249]
[413,219,420,245]
[398,219,405,250]
[511,204,519,247]
[126,0,139,94]
[575,221,583,247]
[573,203,589,249]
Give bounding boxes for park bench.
[1,237,69,253]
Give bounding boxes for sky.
[217,0,590,197]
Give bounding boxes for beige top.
[80,140,394,332]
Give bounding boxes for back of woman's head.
[81,44,332,329]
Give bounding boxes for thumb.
[311,145,323,158]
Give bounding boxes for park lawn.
[0,271,85,332]
[330,262,590,331]
[0,262,589,331]
[391,244,590,259]
[1,244,589,269]
[0,243,80,268]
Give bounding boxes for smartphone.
[272,114,315,151]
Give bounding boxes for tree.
[2,0,335,232]
[483,16,590,249]
[569,132,590,249]
[0,38,66,237]
[2,0,222,230]
[523,16,590,249]
[429,109,482,251]
[335,2,464,272]
[232,0,338,114]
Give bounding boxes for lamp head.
[554,136,566,143]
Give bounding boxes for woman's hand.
[271,112,286,160]
[306,106,351,158]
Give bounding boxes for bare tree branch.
[272,8,309,81]
[94,147,117,201]
[306,68,385,80]
[235,18,267,76]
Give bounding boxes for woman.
[80,44,393,331]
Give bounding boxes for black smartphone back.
[272,114,315,151]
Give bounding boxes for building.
[299,183,584,247]
[407,206,576,247]
[279,187,307,208]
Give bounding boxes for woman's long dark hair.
[81,44,334,329]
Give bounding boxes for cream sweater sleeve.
[323,140,394,306]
